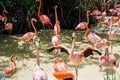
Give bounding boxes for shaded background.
[0,0,120,34]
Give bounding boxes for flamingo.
[114,4,120,15]
[52,5,60,56]
[2,7,13,31]
[19,18,39,49]
[36,0,53,29]
[75,10,90,39]
[98,47,119,71]
[48,32,102,80]
[53,57,75,80]
[109,8,117,15]
[4,54,17,77]
[33,34,48,80]
[97,0,107,20]
[90,6,102,19]
[87,33,109,49]
[107,18,115,40]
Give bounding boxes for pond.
[0,29,120,80]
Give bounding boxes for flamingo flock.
[1,1,120,80]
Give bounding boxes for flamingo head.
[56,20,60,25]
[3,7,7,13]
[72,32,76,40]
[31,18,37,22]
[54,57,64,64]
[11,54,16,58]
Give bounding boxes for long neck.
[84,26,89,38]
[31,20,37,34]
[33,39,40,66]
[55,5,58,24]
[11,55,16,66]
[109,18,113,31]
[38,0,42,17]
[86,10,89,24]
[55,5,60,36]
[103,0,106,11]
[71,34,76,52]
[105,47,109,56]
[2,9,7,24]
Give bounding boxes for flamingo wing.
[87,33,101,43]
[75,22,88,30]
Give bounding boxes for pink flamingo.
[107,18,115,40]
[97,0,107,20]
[36,0,53,29]
[90,6,102,19]
[48,32,101,80]
[4,54,17,77]
[33,35,48,80]
[114,4,120,15]
[87,33,109,49]
[51,5,60,56]
[75,10,90,39]
[2,7,13,31]
[98,47,119,71]
[109,8,117,15]
[19,18,39,49]
[53,57,75,80]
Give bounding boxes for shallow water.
[0,29,120,80]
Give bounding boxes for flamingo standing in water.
[75,10,90,39]
[2,7,13,32]
[48,32,102,80]
[53,57,75,80]
[98,47,119,71]
[52,5,60,56]
[4,54,17,76]
[19,18,39,49]
[33,35,48,80]
[36,0,53,29]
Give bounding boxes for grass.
[0,29,120,80]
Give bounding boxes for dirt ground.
[0,30,120,80]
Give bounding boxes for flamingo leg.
[83,27,89,39]
[75,65,78,80]
[54,49,60,57]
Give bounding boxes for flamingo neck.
[38,0,42,17]
[109,17,113,31]
[84,27,89,38]
[55,5,58,24]
[31,19,37,34]
[103,0,106,11]
[33,39,40,66]
[2,9,7,25]
[105,47,109,56]
[86,10,89,24]
[71,33,76,54]
[11,55,16,66]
